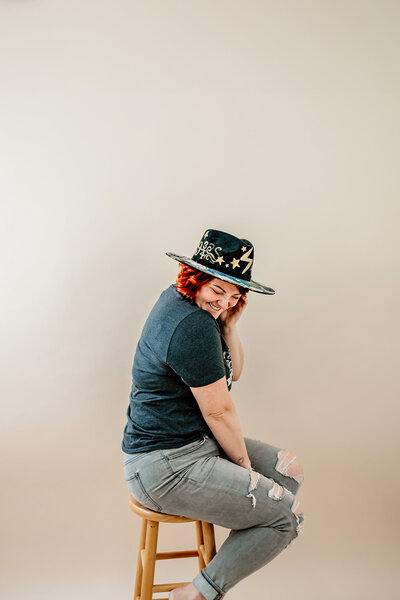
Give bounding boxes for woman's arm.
[190,376,251,469]
[219,294,248,382]
[220,324,244,381]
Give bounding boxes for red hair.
[175,263,249,307]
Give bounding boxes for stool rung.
[141,549,198,564]
[153,581,191,593]
[157,550,199,560]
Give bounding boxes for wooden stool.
[128,494,217,600]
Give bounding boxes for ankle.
[170,582,205,600]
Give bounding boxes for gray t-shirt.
[121,284,233,453]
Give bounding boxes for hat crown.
[192,229,254,282]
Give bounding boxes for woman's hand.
[219,295,248,329]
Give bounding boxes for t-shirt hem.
[121,432,211,454]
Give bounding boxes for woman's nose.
[219,298,229,309]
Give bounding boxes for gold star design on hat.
[231,257,240,269]
[241,246,247,252]
[215,255,224,265]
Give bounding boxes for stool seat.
[128,494,216,600]
[129,495,196,523]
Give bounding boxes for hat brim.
[166,252,275,295]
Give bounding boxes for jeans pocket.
[125,471,162,512]
[162,436,217,483]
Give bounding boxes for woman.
[122,228,305,600]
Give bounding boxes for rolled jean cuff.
[193,569,224,600]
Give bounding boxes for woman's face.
[194,278,241,319]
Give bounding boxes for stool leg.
[141,519,159,600]
[134,518,148,600]
[195,521,206,571]
[202,523,224,599]
[202,521,216,564]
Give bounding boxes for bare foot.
[169,582,205,600]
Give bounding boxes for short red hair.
[175,263,249,306]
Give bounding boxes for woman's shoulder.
[170,309,220,348]
[144,285,216,336]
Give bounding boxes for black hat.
[166,228,275,295]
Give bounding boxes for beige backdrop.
[1,1,399,599]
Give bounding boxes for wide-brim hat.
[166,228,275,295]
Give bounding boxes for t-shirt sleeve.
[166,311,226,387]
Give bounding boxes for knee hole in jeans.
[275,450,304,484]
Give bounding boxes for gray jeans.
[123,435,305,600]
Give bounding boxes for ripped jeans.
[122,435,305,600]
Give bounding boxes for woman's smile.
[208,302,222,312]
[194,278,241,319]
